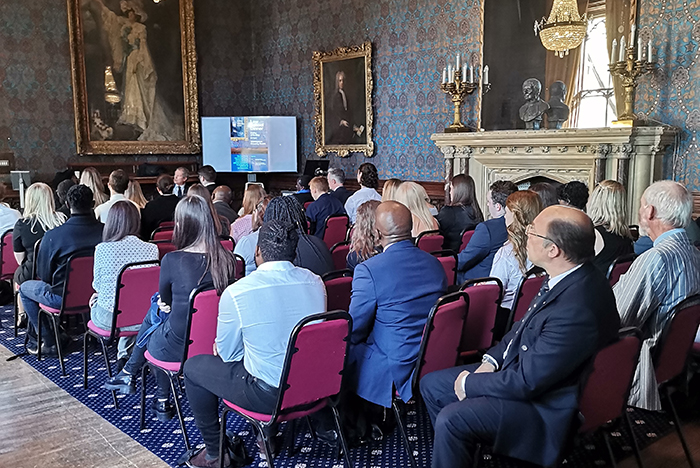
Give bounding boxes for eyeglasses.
[526,224,556,245]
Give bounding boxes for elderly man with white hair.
[614,180,700,411]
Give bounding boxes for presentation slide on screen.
[202,116,297,173]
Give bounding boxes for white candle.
[442,67,447,84]
[648,40,653,62]
[456,53,461,70]
[619,36,626,62]
[462,64,467,81]
[638,38,643,61]
[611,39,618,64]
[630,25,636,44]
[483,65,489,85]
[469,65,474,83]
[447,65,452,83]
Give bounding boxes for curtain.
[606,0,632,118]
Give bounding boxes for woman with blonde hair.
[394,181,439,238]
[79,167,109,207]
[381,178,402,202]
[489,190,542,309]
[347,199,381,272]
[231,183,266,242]
[588,179,633,272]
[125,180,148,209]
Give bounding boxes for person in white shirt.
[182,220,326,468]
[0,183,21,235]
[172,166,189,198]
[344,162,381,224]
[94,169,136,223]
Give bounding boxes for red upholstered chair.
[158,221,175,230]
[152,229,174,242]
[507,267,547,333]
[303,201,313,210]
[393,292,469,468]
[1,230,19,282]
[233,253,246,280]
[140,285,221,450]
[431,249,458,287]
[154,241,177,260]
[14,238,41,337]
[458,278,504,363]
[330,241,350,271]
[323,269,353,312]
[459,228,475,252]
[37,252,95,375]
[219,311,353,468]
[606,253,637,287]
[415,230,444,253]
[323,215,350,249]
[220,237,234,251]
[82,261,160,408]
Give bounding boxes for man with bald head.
[421,205,619,468]
[212,185,238,225]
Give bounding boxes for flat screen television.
[201,116,297,173]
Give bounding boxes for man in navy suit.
[421,205,619,468]
[348,201,447,422]
[457,180,518,284]
[306,176,346,239]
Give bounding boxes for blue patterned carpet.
[0,304,679,467]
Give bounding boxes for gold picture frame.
[313,41,374,158]
[67,0,200,155]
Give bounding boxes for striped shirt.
[614,229,700,410]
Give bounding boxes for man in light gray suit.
[614,180,700,410]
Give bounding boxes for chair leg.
[392,399,417,468]
[140,365,149,430]
[472,443,482,468]
[37,310,42,361]
[219,409,229,468]
[259,428,276,468]
[603,430,617,468]
[83,332,90,389]
[169,374,190,451]
[305,416,317,440]
[331,405,353,468]
[665,386,696,468]
[52,314,66,376]
[623,410,645,468]
[100,339,118,408]
[13,289,18,337]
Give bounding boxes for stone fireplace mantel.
[431,127,678,224]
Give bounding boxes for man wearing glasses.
[421,205,620,468]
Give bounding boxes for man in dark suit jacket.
[306,176,345,239]
[457,180,517,284]
[327,167,353,205]
[349,201,447,411]
[171,166,190,198]
[141,175,180,239]
[212,186,238,225]
[198,165,218,195]
[20,185,104,355]
[421,206,620,468]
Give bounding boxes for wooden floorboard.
[618,419,700,468]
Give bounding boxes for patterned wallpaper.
[636,0,700,190]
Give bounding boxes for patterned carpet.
[0,304,680,467]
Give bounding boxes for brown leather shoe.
[186,448,231,468]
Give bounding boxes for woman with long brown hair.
[437,174,484,252]
[187,183,230,238]
[347,199,381,271]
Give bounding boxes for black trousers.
[184,354,278,458]
[420,364,502,468]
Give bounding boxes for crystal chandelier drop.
[535,0,587,58]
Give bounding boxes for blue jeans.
[19,280,63,346]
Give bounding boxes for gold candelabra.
[608,46,656,126]
[440,68,486,133]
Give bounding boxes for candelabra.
[608,42,656,126]
[441,69,478,133]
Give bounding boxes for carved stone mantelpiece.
[431,127,678,223]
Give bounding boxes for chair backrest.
[233,253,246,280]
[578,329,642,433]
[0,230,19,279]
[414,292,469,388]
[61,252,95,314]
[432,250,458,287]
[159,221,175,230]
[155,242,177,260]
[346,226,355,242]
[459,278,504,356]
[153,230,174,242]
[304,201,313,210]
[508,271,547,329]
[606,253,637,287]
[323,215,350,249]
[654,295,700,385]
[330,241,350,271]
[459,229,475,252]
[181,285,221,367]
[220,238,234,251]
[277,311,352,413]
[31,238,42,280]
[323,269,353,312]
[112,262,161,332]
[415,230,444,253]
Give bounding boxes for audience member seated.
[529,182,559,208]
[421,205,619,468]
[264,196,334,276]
[231,184,266,242]
[587,180,634,273]
[347,200,381,272]
[394,181,440,238]
[55,179,75,219]
[90,201,159,366]
[182,220,327,467]
[381,178,402,202]
[212,186,238,225]
[614,180,700,411]
[125,180,148,209]
[292,175,314,207]
[345,163,382,224]
[327,167,354,205]
[188,184,231,238]
[80,167,109,208]
[489,190,541,310]
[94,169,133,223]
[198,165,218,195]
[456,180,518,284]
[172,166,190,198]
[344,201,446,438]
[20,185,104,356]
[306,176,346,238]
[437,174,484,252]
[234,196,272,276]
[0,184,21,235]
[141,175,180,240]
[105,196,236,420]
[557,180,589,211]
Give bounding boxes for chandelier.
[535,0,587,58]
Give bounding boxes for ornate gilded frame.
[66,0,200,155]
[313,41,374,158]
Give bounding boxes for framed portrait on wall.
[66,0,200,155]
[313,41,374,158]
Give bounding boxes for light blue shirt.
[344,186,382,224]
[233,230,259,276]
[216,261,327,387]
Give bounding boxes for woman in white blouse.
[489,190,542,310]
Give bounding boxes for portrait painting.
[67,0,200,154]
[313,41,374,157]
